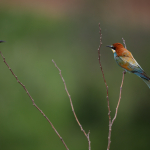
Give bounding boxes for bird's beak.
[106,45,115,53]
[106,45,113,48]
[0,40,5,43]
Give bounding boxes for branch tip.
[53,60,91,150]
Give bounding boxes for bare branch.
[122,38,126,49]
[97,23,112,149]
[112,70,126,124]
[0,51,69,150]
[98,24,126,150]
[98,23,111,121]
[52,59,91,150]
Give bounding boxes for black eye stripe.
[112,47,116,50]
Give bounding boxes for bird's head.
[106,43,124,53]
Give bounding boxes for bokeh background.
[0,0,150,150]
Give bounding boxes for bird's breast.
[114,55,133,71]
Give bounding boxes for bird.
[106,43,150,88]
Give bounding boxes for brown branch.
[112,70,126,125]
[98,23,126,150]
[52,59,91,150]
[0,51,69,150]
[122,38,126,49]
[97,23,112,149]
[98,23,111,122]
[107,71,125,150]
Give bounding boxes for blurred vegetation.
[0,1,150,150]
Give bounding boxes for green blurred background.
[0,0,150,149]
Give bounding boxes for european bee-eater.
[107,43,150,88]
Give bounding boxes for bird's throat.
[111,49,115,53]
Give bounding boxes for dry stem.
[98,23,125,150]
[122,38,126,49]
[0,51,69,150]
[52,59,91,150]
[111,70,126,124]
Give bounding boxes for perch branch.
[122,38,126,49]
[112,70,126,125]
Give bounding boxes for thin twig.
[52,59,91,150]
[98,23,126,150]
[98,23,111,122]
[107,71,125,150]
[97,23,112,149]
[122,38,126,49]
[112,70,126,125]
[0,51,69,150]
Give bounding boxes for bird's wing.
[131,57,143,70]
[120,51,143,72]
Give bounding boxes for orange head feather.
[112,43,124,50]
[106,43,132,57]
[110,43,131,57]
[112,43,125,56]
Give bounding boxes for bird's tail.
[141,78,150,88]
[134,72,150,88]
